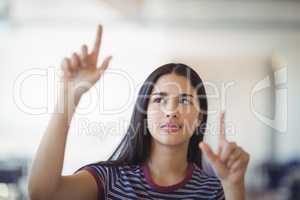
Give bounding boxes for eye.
[153,97,163,103]
[179,98,192,105]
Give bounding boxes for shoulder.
[77,162,140,172]
[75,162,140,180]
[74,162,139,199]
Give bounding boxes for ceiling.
[6,0,300,29]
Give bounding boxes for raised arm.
[199,112,250,200]
[28,25,111,200]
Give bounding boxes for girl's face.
[147,73,201,146]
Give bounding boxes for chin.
[152,131,191,146]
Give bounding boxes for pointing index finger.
[219,111,227,142]
[93,25,102,58]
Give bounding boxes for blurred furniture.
[0,160,27,200]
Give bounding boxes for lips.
[160,122,182,132]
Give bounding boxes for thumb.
[95,56,112,80]
[199,142,217,164]
[199,142,228,178]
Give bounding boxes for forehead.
[151,74,196,96]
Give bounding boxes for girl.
[28,25,250,200]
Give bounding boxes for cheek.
[181,112,200,134]
[147,108,162,133]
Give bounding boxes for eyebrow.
[151,92,194,98]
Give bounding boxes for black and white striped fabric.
[76,162,225,200]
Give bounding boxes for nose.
[166,113,177,118]
[164,102,178,118]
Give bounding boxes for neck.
[146,140,190,183]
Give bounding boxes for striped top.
[75,162,225,200]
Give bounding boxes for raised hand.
[199,112,250,186]
[60,25,112,101]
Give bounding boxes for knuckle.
[228,142,237,150]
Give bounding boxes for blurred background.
[0,0,300,199]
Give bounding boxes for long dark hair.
[98,63,208,168]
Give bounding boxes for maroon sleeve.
[75,165,106,200]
